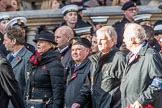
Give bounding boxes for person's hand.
[130,101,143,108]
[71,103,81,108]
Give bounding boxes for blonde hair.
[41,0,51,9]
[112,0,120,6]
[40,0,61,10]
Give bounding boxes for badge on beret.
[72,39,78,45]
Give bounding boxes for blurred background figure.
[74,26,92,41]
[40,0,64,10]
[75,6,91,28]
[113,1,137,48]
[7,0,20,11]
[0,14,10,46]
[112,0,130,6]
[0,15,10,56]
[90,16,109,35]
[112,0,141,6]
[60,4,79,29]
[0,0,11,11]
[142,25,161,52]
[133,14,152,26]
[158,2,162,10]
[153,20,162,53]
[90,33,98,54]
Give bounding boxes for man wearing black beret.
[65,37,92,108]
[113,1,137,48]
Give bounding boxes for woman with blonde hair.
[41,0,63,10]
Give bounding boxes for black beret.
[33,30,57,45]
[122,1,136,10]
[69,37,91,48]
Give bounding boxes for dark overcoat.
[90,47,126,108]
[26,48,65,108]
[65,58,92,108]
[0,51,25,108]
[120,43,162,108]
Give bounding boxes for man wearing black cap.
[113,1,137,48]
[65,37,92,108]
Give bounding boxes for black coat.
[26,48,65,108]
[0,51,25,108]
[120,43,162,108]
[65,58,92,108]
[90,47,126,108]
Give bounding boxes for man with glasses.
[113,1,137,48]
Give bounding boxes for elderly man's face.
[71,44,90,64]
[96,32,114,54]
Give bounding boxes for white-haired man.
[121,23,162,108]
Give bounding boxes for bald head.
[54,26,74,49]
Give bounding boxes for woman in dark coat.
[25,31,65,108]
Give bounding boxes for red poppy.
[16,56,20,60]
[72,72,77,79]
[126,104,153,108]
[42,65,46,70]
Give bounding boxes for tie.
[9,54,14,62]
[128,53,138,64]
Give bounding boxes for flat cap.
[61,4,79,16]
[6,17,27,29]
[122,1,136,10]
[69,37,92,48]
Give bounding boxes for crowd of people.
[0,0,162,108]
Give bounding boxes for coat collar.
[9,46,27,68]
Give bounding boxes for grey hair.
[96,26,117,44]
[124,23,146,43]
